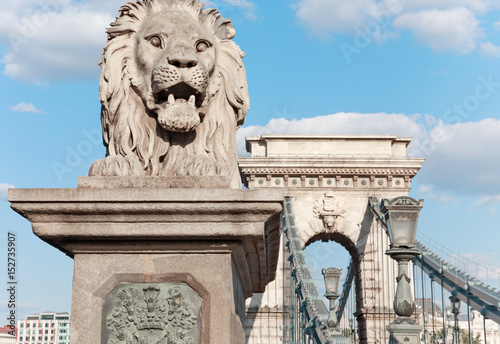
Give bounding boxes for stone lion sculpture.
[89,0,249,188]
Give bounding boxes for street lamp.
[381,196,424,344]
[382,196,423,250]
[423,313,429,344]
[449,294,461,344]
[446,307,453,344]
[322,267,342,332]
[349,317,356,343]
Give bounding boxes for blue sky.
[1,0,500,320]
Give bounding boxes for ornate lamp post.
[322,267,342,333]
[349,317,356,343]
[449,294,461,344]
[381,196,424,344]
[423,313,429,344]
[446,307,453,344]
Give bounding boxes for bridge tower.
[239,134,425,344]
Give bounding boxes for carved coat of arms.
[313,192,346,231]
[103,284,201,344]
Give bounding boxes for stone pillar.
[9,177,283,344]
[245,235,285,344]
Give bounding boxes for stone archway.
[293,194,390,344]
[304,232,363,340]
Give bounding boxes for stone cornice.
[238,167,422,175]
[9,187,283,296]
[238,157,424,190]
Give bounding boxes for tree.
[460,329,480,344]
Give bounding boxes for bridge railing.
[282,196,350,344]
[417,232,500,292]
[414,239,500,324]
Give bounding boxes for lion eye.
[196,41,210,53]
[149,36,162,48]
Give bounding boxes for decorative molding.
[384,196,424,207]
[391,212,420,220]
[239,159,423,189]
[239,167,422,175]
[243,172,416,189]
[322,267,342,275]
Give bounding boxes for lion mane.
[89,0,249,187]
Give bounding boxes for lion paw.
[176,155,229,177]
[89,155,146,176]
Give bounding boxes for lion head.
[89,0,249,187]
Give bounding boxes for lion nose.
[168,53,198,68]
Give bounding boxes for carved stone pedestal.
[387,321,423,344]
[9,177,283,344]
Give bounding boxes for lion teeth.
[168,94,175,105]
[189,95,196,106]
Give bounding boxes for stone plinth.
[387,322,423,344]
[9,181,283,344]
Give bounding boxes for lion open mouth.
[152,82,206,133]
[154,83,206,108]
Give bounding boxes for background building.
[16,313,70,344]
[0,325,16,344]
[415,299,500,344]
[0,334,16,344]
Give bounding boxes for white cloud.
[393,7,484,53]
[238,114,500,198]
[399,0,491,13]
[459,252,500,280]
[0,0,123,82]
[221,0,255,10]
[495,21,500,30]
[475,195,500,206]
[0,0,260,82]
[0,183,14,199]
[292,0,497,55]
[237,112,426,156]
[415,118,500,195]
[417,184,458,203]
[220,0,257,19]
[10,102,45,114]
[294,0,383,36]
[461,252,500,266]
[438,195,458,203]
[480,41,500,57]
[418,185,432,193]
